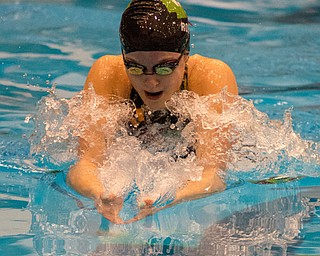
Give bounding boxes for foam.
[28,86,320,201]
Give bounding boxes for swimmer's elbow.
[207,179,226,194]
[202,166,226,193]
[66,165,80,190]
[66,161,102,200]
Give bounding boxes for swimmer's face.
[123,51,188,110]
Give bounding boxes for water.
[1,0,320,255]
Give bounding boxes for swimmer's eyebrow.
[123,57,140,64]
[125,56,180,65]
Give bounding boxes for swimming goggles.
[122,51,185,76]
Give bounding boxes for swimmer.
[67,0,238,224]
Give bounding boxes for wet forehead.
[125,51,181,64]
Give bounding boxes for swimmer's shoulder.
[84,54,131,98]
[188,54,238,95]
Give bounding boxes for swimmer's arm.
[170,56,238,202]
[69,55,127,196]
[67,159,125,224]
[173,123,230,203]
[67,158,104,200]
[173,166,226,203]
[66,125,109,200]
[67,134,105,200]
[66,128,125,224]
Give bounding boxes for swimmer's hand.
[126,168,225,223]
[95,194,124,225]
[125,199,161,224]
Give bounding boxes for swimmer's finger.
[125,207,160,224]
[138,192,175,209]
[138,198,154,209]
[126,197,178,224]
[94,196,125,224]
[152,192,175,208]
[97,205,125,224]
[100,193,117,202]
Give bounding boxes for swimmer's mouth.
[145,91,163,99]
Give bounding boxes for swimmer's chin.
[142,98,167,111]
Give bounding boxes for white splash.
[29,87,320,199]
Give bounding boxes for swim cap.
[120,0,190,53]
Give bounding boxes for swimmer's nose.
[143,75,160,88]
[143,71,156,76]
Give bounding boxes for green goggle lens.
[155,66,174,75]
[126,64,175,76]
[127,66,144,75]
[123,51,185,76]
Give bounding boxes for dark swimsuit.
[127,65,196,160]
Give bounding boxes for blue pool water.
[1,0,320,255]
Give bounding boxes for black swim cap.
[120,0,190,53]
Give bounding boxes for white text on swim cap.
[181,21,189,32]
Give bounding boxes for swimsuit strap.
[129,87,143,108]
[181,63,188,91]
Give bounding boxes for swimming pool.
[0,0,319,255]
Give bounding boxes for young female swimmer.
[67,0,238,224]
